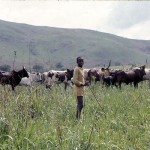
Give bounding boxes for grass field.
[0,82,150,150]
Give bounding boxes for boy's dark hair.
[77,57,84,63]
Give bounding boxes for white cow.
[45,70,67,88]
[19,72,42,86]
[143,68,150,87]
[83,68,90,80]
[41,71,49,83]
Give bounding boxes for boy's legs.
[76,96,83,119]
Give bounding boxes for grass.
[0,82,150,150]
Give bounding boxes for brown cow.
[88,60,111,84]
[113,65,146,89]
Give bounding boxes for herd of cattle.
[0,64,150,91]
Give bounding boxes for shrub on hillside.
[55,62,63,69]
[32,65,44,72]
[0,64,11,71]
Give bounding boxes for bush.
[0,64,11,71]
[32,65,44,72]
[114,61,121,66]
[55,62,63,69]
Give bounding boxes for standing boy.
[73,57,88,119]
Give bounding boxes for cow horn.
[106,60,111,69]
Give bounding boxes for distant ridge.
[0,19,150,70]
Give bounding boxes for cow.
[86,68,97,84]
[87,60,111,84]
[41,71,49,83]
[141,68,150,88]
[45,70,67,89]
[130,67,150,88]
[82,68,91,83]
[0,67,29,90]
[102,68,123,87]
[61,69,74,90]
[41,70,57,86]
[102,75,117,87]
[65,68,91,85]
[113,65,146,89]
[19,72,42,86]
[94,67,110,83]
[55,71,70,90]
[66,69,74,81]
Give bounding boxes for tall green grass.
[0,82,149,150]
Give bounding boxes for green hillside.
[0,20,150,70]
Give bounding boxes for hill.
[0,20,150,71]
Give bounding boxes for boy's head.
[76,57,84,67]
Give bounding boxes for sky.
[0,1,150,40]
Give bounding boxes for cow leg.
[112,81,117,88]
[95,78,97,83]
[115,83,118,88]
[64,82,68,91]
[119,82,121,89]
[12,85,15,91]
[129,83,132,87]
[46,84,52,89]
[3,85,6,91]
[88,77,92,85]
[134,82,138,88]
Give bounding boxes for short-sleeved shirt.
[73,66,85,96]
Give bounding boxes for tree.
[55,62,63,69]
[0,65,11,71]
[32,65,44,72]
[114,61,121,66]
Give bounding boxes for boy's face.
[77,58,84,67]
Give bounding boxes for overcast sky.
[0,1,150,40]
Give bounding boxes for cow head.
[22,66,29,78]
[139,65,146,76]
[66,69,74,81]
[101,60,111,77]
